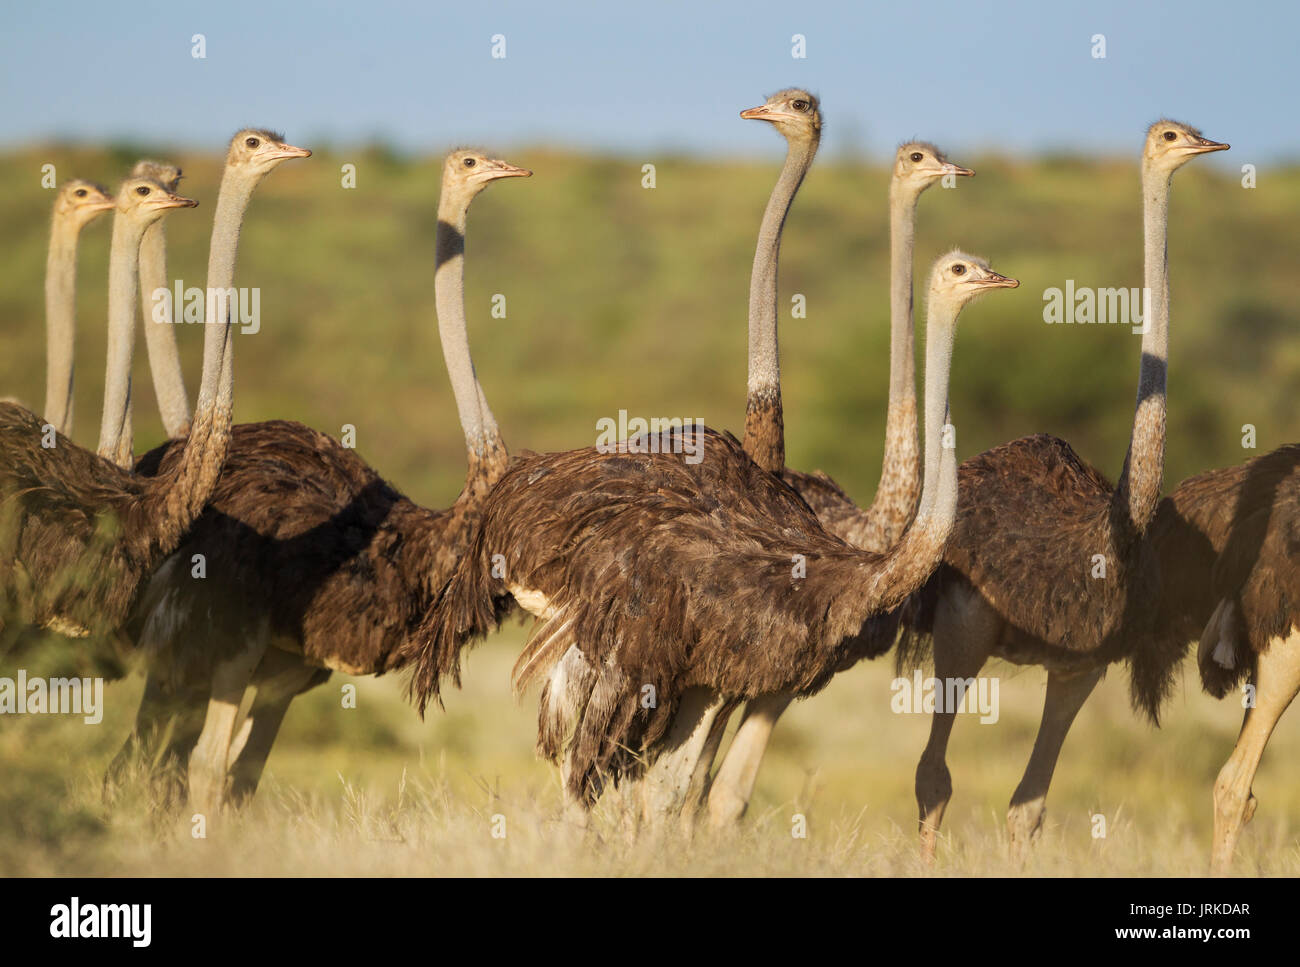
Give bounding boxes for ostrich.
[118,150,530,814]
[710,141,974,826]
[735,88,821,474]
[0,174,205,655]
[43,179,115,436]
[131,160,192,438]
[613,86,822,818]
[415,251,1019,820]
[902,121,1227,863]
[1162,447,1300,871]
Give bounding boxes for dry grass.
[4,622,1298,876]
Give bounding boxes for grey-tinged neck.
[197,175,255,416]
[435,192,506,474]
[139,220,192,437]
[150,166,252,534]
[916,293,958,525]
[742,136,818,471]
[856,292,959,614]
[1114,165,1171,533]
[97,211,148,467]
[43,217,82,435]
[887,182,920,404]
[863,181,925,544]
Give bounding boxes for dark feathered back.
[413,425,936,800]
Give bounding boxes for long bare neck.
[149,170,252,533]
[1114,165,1171,534]
[43,216,81,435]
[857,293,958,612]
[742,136,817,472]
[436,191,507,491]
[138,220,192,437]
[98,212,147,467]
[866,181,923,541]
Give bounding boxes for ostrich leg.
[1211,634,1300,873]
[187,633,268,815]
[1005,664,1104,865]
[226,649,328,804]
[639,687,730,823]
[707,692,793,825]
[916,588,997,861]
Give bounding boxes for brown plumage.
[130,419,506,685]
[413,426,930,802]
[0,403,218,653]
[1182,446,1300,871]
[901,120,1228,864]
[417,252,1017,806]
[708,134,975,827]
[1192,446,1300,694]
[120,150,530,812]
[2,175,212,660]
[904,433,1160,681]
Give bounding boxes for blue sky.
[1,0,1293,161]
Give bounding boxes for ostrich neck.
[867,183,923,540]
[436,193,507,486]
[1115,166,1171,534]
[857,292,958,612]
[43,218,81,436]
[916,295,957,523]
[742,136,817,472]
[138,220,193,437]
[887,184,919,405]
[97,212,147,466]
[149,167,254,536]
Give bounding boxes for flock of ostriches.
[2,88,1294,874]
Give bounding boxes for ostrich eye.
[245,137,260,148]
[910,152,924,163]
[952,264,966,275]
[74,188,87,197]
[792,99,808,111]
[464,157,476,168]
[135,186,150,196]
[1163,131,1177,142]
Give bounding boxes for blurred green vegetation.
[3,143,1296,511]
[1,141,1298,875]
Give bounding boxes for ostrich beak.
[485,160,532,179]
[88,199,117,212]
[155,192,199,210]
[1188,137,1229,154]
[942,162,975,177]
[741,105,793,123]
[268,143,312,162]
[975,271,1019,289]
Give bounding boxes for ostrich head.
[740,88,822,147]
[224,128,312,176]
[55,179,115,226]
[116,176,198,225]
[131,159,184,192]
[1143,120,1228,173]
[442,149,532,203]
[894,141,973,196]
[929,250,1019,310]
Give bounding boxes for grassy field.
[1,142,1299,875]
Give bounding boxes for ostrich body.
[1144,445,1300,871]
[1,175,205,653]
[120,150,529,814]
[42,179,115,436]
[417,252,1018,814]
[903,121,1227,862]
[131,160,192,438]
[710,140,974,826]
